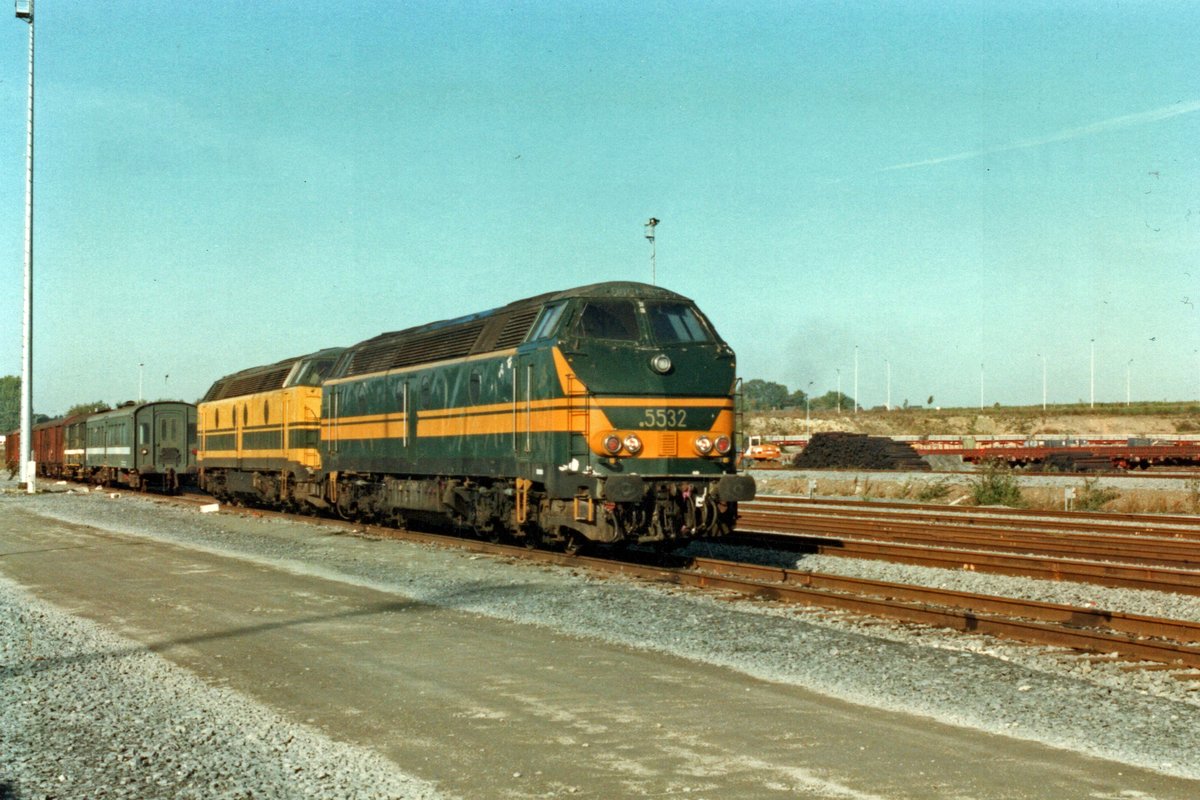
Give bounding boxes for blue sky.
[1,1,1197,416]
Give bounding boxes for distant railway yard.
[4,466,1200,798]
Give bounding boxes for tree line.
[740,378,854,412]
[0,375,120,432]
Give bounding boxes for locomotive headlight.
[623,434,643,454]
[602,434,623,455]
[694,435,714,455]
[714,435,732,455]
[650,353,673,374]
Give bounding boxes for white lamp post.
[805,380,813,434]
[15,0,34,493]
[1037,353,1046,411]
[1090,339,1095,409]
[1126,359,1132,406]
[853,346,859,414]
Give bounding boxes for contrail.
[881,99,1200,172]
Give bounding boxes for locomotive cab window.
[527,302,567,341]
[575,300,639,341]
[291,357,338,387]
[647,302,712,344]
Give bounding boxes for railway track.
[737,497,1200,594]
[80,487,1200,674]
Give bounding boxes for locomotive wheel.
[563,530,588,556]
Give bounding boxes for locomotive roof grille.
[334,282,705,379]
[492,307,540,349]
[346,321,488,376]
[207,363,297,401]
[201,347,346,402]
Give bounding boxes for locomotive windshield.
[290,357,339,387]
[646,302,712,344]
[575,300,640,341]
[572,298,715,344]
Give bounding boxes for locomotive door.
[514,355,536,478]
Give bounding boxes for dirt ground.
[6,495,1200,798]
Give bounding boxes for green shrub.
[1074,478,1120,511]
[914,479,952,503]
[970,460,1024,507]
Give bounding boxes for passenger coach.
[83,401,197,491]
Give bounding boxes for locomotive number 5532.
[638,408,687,428]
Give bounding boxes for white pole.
[836,369,841,413]
[979,363,984,410]
[853,346,859,414]
[1090,339,1095,409]
[17,0,35,494]
[1126,359,1132,406]
[1041,354,1047,411]
[644,218,658,286]
[885,359,891,411]
[806,380,813,434]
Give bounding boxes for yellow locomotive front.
[197,348,342,507]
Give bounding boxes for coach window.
[469,370,482,405]
[138,423,149,445]
[263,400,270,424]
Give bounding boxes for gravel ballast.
[3,484,1200,790]
[0,571,445,800]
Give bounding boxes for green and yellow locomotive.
[197,348,344,506]
[321,281,754,548]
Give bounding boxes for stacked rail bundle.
[1041,451,1113,472]
[791,432,930,471]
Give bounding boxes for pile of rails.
[1041,451,1114,472]
[791,432,930,471]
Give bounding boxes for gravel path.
[3,481,1200,793]
[0,573,446,800]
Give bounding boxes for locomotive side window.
[420,375,432,408]
[647,302,712,344]
[576,300,639,341]
[528,302,567,341]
